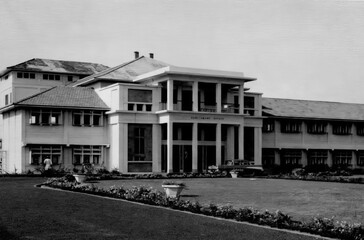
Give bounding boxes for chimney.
[134,51,139,59]
[149,53,154,59]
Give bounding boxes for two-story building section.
[262,98,364,172]
[73,55,263,173]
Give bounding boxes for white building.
[0,55,262,174]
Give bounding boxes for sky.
[1,0,364,103]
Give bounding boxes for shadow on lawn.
[181,194,199,197]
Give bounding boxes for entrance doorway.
[198,146,216,172]
[173,145,192,172]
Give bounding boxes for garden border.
[38,185,334,240]
[39,177,363,240]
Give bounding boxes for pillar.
[216,83,221,113]
[167,79,174,111]
[254,127,262,165]
[177,84,182,111]
[239,124,244,159]
[167,122,173,173]
[239,84,244,114]
[193,81,198,112]
[327,150,333,167]
[226,126,235,160]
[192,123,198,172]
[152,124,161,172]
[301,150,308,167]
[216,123,222,166]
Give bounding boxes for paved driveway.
[0,177,327,240]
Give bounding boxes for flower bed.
[41,177,363,240]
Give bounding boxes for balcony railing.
[158,102,259,116]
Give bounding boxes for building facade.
[0,55,363,174]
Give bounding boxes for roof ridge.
[72,56,146,86]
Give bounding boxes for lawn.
[94,177,364,224]
[0,177,323,240]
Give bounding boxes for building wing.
[262,97,364,120]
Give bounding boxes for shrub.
[41,177,364,240]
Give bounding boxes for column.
[274,150,280,165]
[152,124,161,172]
[121,124,128,173]
[327,150,333,167]
[167,79,174,111]
[239,124,244,159]
[226,126,235,160]
[216,123,222,166]
[239,84,244,114]
[177,85,182,111]
[352,151,357,169]
[301,150,308,167]
[216,83,221,113]
[167,122,173,173]
[192,123,198,172]
[254,127,262,165]
[193,81,198,112]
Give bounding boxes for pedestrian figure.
[44,156,52,177]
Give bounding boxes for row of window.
[17,72,35,79]
[263,120,364,135]
[29,109,103,127]
[30,145,102,165]
[262,149,364,166]
[16,72,74,82]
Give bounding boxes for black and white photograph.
[0,0,363,239]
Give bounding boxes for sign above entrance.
[191,116,224,120]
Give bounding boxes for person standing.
[43,156,52,177]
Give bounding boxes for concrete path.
[0,177,330,240]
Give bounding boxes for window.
[5,94,9,105]
[308,150,327,165]
[281,120,302,133]
[333,150,352,166]
[281,149,302,165]
[17,72,35,79]
[357,151,364,166]
[72,110,102,127]
[307,121,327,134]
[43,74,60,81]
[73,146,102,165]
[29,109,61,125]
[263,119,275,132]
[134,128,145,161]
[332,122,352,135]
[68,76,73,82]
[356,123,364,136]
[30,145,62,165]
[127,89,153,112]
[0,139,2,149]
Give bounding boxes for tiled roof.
[15,86,109,110]
[1,58,109,76]
[262,97,364,121]
[72,56,170,86]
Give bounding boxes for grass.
[94,177,364,224]
[0,177,324,240]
